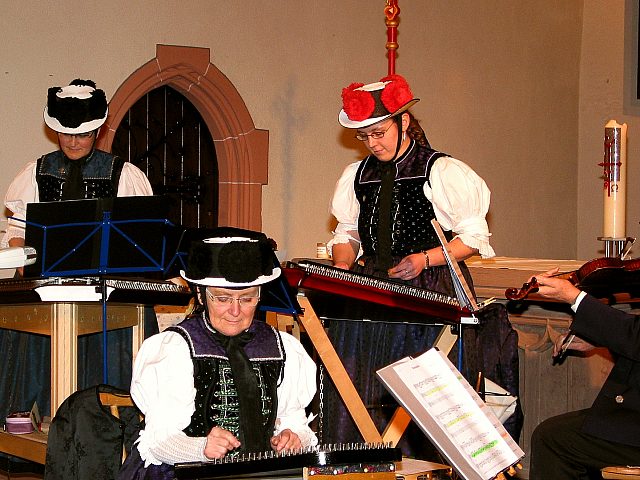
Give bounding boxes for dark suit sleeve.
[573,294,640,361]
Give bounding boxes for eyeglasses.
[355,122,394,142]
[206,290,260,308]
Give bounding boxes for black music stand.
[24,196,172,278]
[20,196,173,383]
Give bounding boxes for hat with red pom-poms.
[338,74,419,128]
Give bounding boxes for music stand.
[21,196,173,383]
[24,196,173,278]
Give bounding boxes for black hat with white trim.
[180,227,281,288]
[43,79,108,134]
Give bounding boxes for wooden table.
[465,256,587,300]
[0,302,144,415]
[0,302,145,465]
[0,430,47,465]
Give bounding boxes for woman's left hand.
[270,429,302,453]
[388,253,426,280]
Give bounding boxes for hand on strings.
[333,261,351,270]
[388,253,426,280]
[204,426,241,459]
[270,429,301,453]
[532,269,581,304]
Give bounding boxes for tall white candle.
[602,120,627,238]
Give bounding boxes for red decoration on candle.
[602,120,627,239]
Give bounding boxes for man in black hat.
[2,78,152,253]
[118,228,317,478]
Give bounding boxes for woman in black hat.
[118,228,317,478]
[325,74,520,456]
[2,79,152,252]
[0,79,154,433]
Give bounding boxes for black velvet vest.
[35,150,125,201]
[167,316,284,453]
[354,141,449,257]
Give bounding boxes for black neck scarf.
[375,160,396,274]
[374,115,404,275]
[61,156,87,200]
[212,328,267,452]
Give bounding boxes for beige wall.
[0,0,632,265]
[578,0,639,260]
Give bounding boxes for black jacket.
[44,384,142,480]
[574,294,640,447]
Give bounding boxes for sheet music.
[431,219,478,312]
[377,348,524,480]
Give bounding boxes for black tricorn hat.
[180,227,281,287]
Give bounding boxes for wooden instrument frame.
[279,295,458,445]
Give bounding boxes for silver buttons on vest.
[615,395,624,404]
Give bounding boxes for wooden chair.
[99,391,137,463]
[601,466,640,479]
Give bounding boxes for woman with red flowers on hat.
[324,74,521,457]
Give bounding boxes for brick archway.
[97,44,268,230]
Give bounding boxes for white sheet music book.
[377,348,524,480]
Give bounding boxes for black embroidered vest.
[167,316,284,453]
[35,150,125,201]
[354,141,450,257]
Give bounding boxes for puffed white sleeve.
[273,332,318,447]
[426,156,495,258]
[2,161,39,247]
[328,161,361,250]
[118,162,153,196]
[130,331,210,466]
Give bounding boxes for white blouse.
[329,153,496,258]
[2,160,153,247]
[130,328,318,466]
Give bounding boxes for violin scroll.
[505,277,540,301]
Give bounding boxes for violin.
[505,256,640,301]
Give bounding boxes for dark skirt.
[118,445,176,480]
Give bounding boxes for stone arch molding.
[97,44,269,230]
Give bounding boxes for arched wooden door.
[111,86,218,229]
[98,45,269,231]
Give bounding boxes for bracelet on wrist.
[422,250,430,269]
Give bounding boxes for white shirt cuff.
[571,291,587,312]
